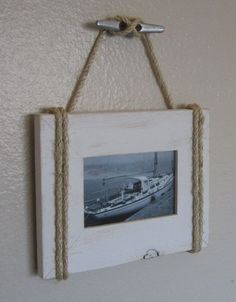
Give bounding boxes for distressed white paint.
[35,110,209,279]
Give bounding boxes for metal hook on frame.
[96,19,165,34]
[142,249,160,260]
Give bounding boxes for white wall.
[0,1,236,301]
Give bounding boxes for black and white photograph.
[84,151,177,227]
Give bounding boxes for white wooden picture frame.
[34,110,209,279]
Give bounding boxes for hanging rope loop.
[66,16,174,113]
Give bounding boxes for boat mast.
[153,152,158,177]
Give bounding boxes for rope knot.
[110,16,143,36]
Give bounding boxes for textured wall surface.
[0,1,236,301]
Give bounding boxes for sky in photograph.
[84,151,175,179]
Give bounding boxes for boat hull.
[89,195,152,220]
[154,178,173,198]
[85,177,173,223]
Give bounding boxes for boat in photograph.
[84,172,174,221]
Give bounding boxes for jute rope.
[47,108,69,280]
[183,103,204,253]
[49,16,204,279]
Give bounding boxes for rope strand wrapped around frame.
[47,107,69,280]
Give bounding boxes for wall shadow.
[24,114,38,275]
